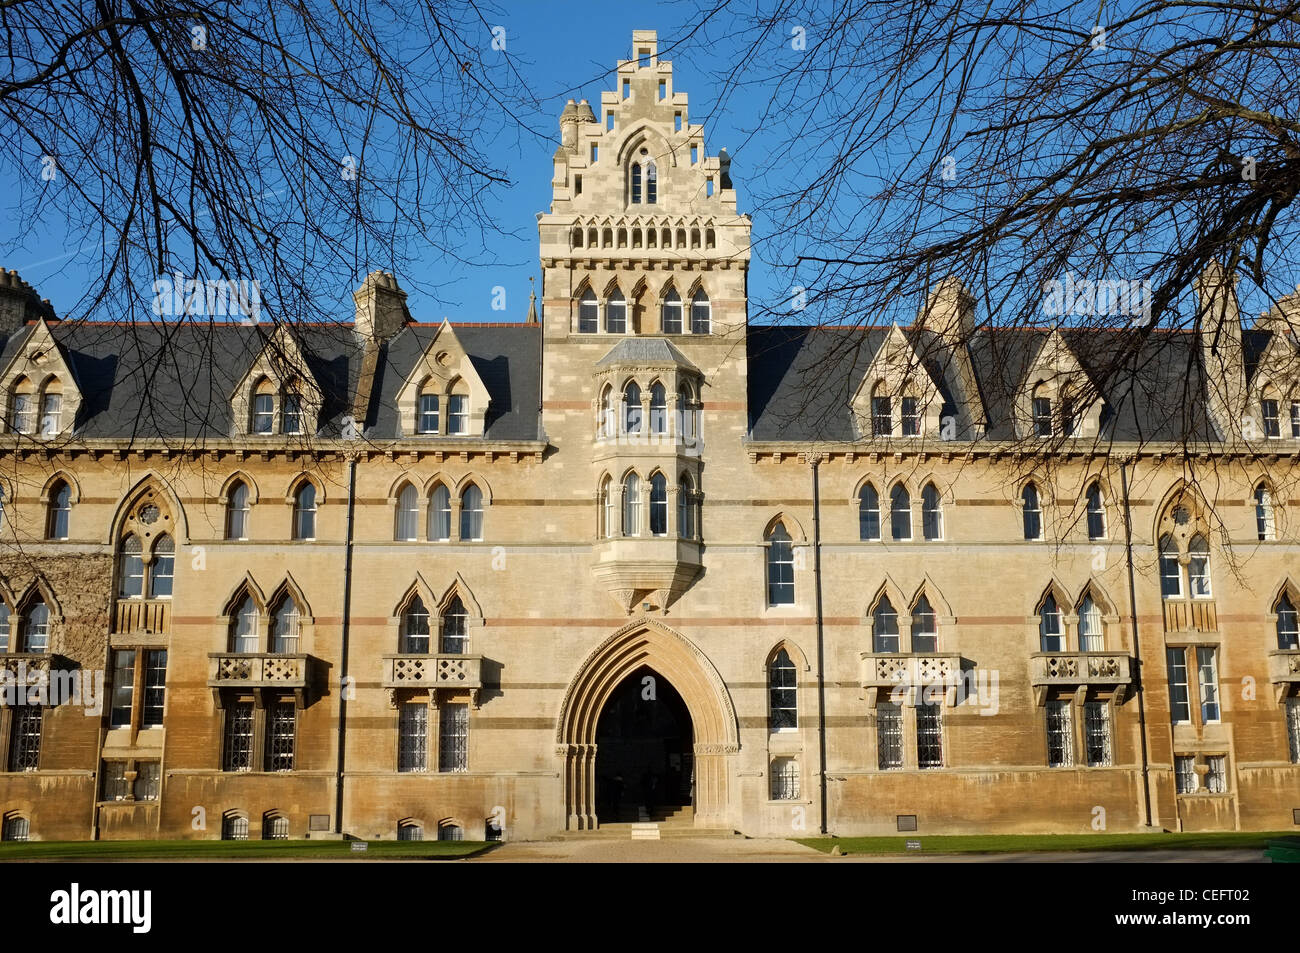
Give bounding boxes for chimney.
[919,276,975,346]
[917,276,986,436]
[353,270,410,342]
[1195,260,1248,440]
[0,269,56,338]
[1253,285,1300,343]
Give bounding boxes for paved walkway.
[467,839,1267,863]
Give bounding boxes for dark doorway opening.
[595,666,694,823]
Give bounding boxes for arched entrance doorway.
[595,667,694,821]
[556,618,739,830]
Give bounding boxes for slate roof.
[595,337,699,371]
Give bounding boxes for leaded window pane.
[402,597,431,654]
[768,649,797,730]
[441,597,468,654]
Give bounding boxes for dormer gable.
[1,320,82,438]
[1248,324,1300,440]
[396,320,491,437]
[1014,329,1103,440]
[851,325,944,438]
[231,324,325,437]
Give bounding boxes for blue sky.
[4,4,767,326]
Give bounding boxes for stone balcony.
[859,653,964,706]
[591,536,703,613]
[1029,652,1134,706]
[113,598,171,635]
[1267,650,1300,703]
[382,654,484,708]
[207,653,313,708]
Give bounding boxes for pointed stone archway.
[556,618,739,830]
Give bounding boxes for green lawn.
[0,838,495,861]
[797,831,1298,855]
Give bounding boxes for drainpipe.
[334,452,358,835]
[810,453,828,834]
[1119,456,1154,827]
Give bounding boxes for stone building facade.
[0,31,1298,842]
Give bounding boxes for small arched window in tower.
[226,481,250,540]
[768,649,797,731]
[1277,593,1299,650]
[766,523,795,606]
[889,484,911,541]
[690,290,711,334]
[1188,535,1211,598]
[678,472,696,539]
[292,483,317,540]
[911,595,937,652]
[429,484,451,541]
[119,535,144,598]
[270,595,299,654]
[460,485,484,541]
[623,382,642,434]
[873,596,899,653]
[150,535,175,598]
[1039,594,1064,652]
[649,472,668,536]
[395,484,420,541]
[921,483,943,540]
[645,161,657,204]
[1022,483,1042,540]
[1086,482,1106,539]
[649,383,667,434]
[859,484,880,541]
[47,480,71,540]
[630,162,642,204]
[401,595,430,654]
[578,288,599,334]
[1255,483,1275,540]
[442,596,468,654]
[662,289,682,333]
[622,473,641,536]
[1159,535,1182,598]
[606,290,627,333]
[231,594,259,653]
[1079,593,1103,651]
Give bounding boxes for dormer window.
[252,379,274,434]
[447,390,468,435]
[282,390,302,435]
[1262,394,1281,437]
[901,396,920,436]
[871,394,891,437]
[39,384,61,436]
[418,392,439,434]
[10,380,34,434]
[1032,393,1053,437]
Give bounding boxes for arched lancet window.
[401,594,430,653]
[1262,387,1281,437]
[1022,483,1042,540]
[872,596,899,653]
[606,289,627,333]
[623,381,642,434]
[1032,385,1053,438]
[149,535,175,598]
[921,483,943,540]
[418,386,440,434]
[222,814,249,840]
[1086,482,1106,539]
[690,290,711,334]
[601,476,615,538]
[598,384,615,437]
[1039,594,1064,652]
[231,594,259,653]
[281,386,303,434]
[662,288,682,333]
[1277,594,1299,650]
[858,484,880,540]
[226,480,250,540]
[768,648,797,730]
[429,484,451,541]
[119,534,144,598]
[889,484,911,541]
[870,382,892,437]
[252,378,275,434]
[766,523,794,605]
[623,473,641,537]
[2,814,29,841]
[649,383,667,434]
[1078,593,1103,651]
[0,603,9,653]
[270,595,299,654]
[264,814,289,840]
[40,379,62,435]
[447,382,468,435]
[630,162,642,203]
[678,472,696,539]
[460,484,484,541]
[1255,483,1275,541]
[677,384,695,440]
[1159,534,1182,598]
[1188,535,1211,598]
[22,599,49,653]
[47,480,71,540]
[911,595,937,652]
[438,822,463,842]
[645,161,657,204]
[649,472,668,536]
[441,595,468,654]
[398,821,423,841]
[900,387,921,437]
[395,484,419,541]
[292,483,317,540]
[10,377,35,433]
[578,288,599,333]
